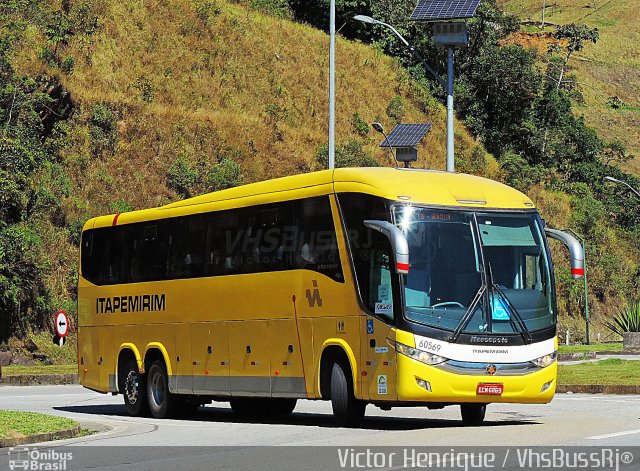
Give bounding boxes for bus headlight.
[530,351,558,368]
[391,340,448,365]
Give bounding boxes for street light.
[372,122,398,166]
[604,176,640,198]
[354,15,456,172]
[353,16,446,89]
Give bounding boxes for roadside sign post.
[53,310,69,347]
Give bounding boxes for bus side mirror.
[364,220,410,274]
[544,228,584,279]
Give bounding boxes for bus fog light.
[415,377,432,392]
[540,380,554,393]
[531,351,558,368]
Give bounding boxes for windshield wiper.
[491,283,533,344]
[449,285,486,343]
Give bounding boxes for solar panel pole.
[446,46,454,172]
[328,0,336,170]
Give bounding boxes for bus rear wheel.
[330,361,366,427]
[122,359,149,417]
[147,360,178,419]
[460,404,486,425]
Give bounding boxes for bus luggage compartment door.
[229,321,271,396]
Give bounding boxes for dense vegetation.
[0,0,637,345]
[265,0,640,338]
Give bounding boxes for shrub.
[386,95,405,124]
[604,302,640,335]
[90,104,117,156]
[350,113,369,137]
[167,157,199,198]
[207,157,242,191]
[315,139,379,169]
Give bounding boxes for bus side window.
[294,197,343,282]
[167,216,206,278]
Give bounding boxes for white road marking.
[0,393,96,399]
[555,396,640,404]
[586,428,640,440]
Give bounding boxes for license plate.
[477,383,504,395]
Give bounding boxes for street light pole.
[353,15,455,171]
[605,176,640,198]
[446,46,454,173]
[328,0,336,170]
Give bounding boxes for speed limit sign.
[55,311,69,337]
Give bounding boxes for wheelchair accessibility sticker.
[492,298,511,321]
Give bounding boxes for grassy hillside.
[499,0,640,175]
[12,0,493,217]
[0,0,637,351]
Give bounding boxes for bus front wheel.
[330,362,366,427]
[147,360,178,419]
[122,359,149,417]
[460,404,486,425]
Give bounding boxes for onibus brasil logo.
[8,447,73,471]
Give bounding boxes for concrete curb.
[0,425,81,448]
[0,374,78,386]
[557,384,640,395]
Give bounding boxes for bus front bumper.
[396,354,557,404]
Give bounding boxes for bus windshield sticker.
[375,303,393,316]
[492,298,511,321]
[378,284,389,300]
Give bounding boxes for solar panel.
[410,0,480,22]
[380,123,433,148]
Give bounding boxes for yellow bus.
[78,168,584,425]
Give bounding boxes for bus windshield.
[394,206,554,335]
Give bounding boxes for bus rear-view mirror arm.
[544,228,585,279]
[364,220,410,275]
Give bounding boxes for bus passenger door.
[360,248,398,402]
[229,321,271,396]
[362,315,397,402]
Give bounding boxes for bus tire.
[122,359,149,417]
[229,398,258,416]
[269,398,297,416]
[460,404,486,425]
[330,361,365,427]
[147,360,177,419]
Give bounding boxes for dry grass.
[499,0,640,175]
[12,0,489,220]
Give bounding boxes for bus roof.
[86,168,534,230]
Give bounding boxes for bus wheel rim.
[125,371,138,404]
[151,371,165,406]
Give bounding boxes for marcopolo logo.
[8,447,73,471]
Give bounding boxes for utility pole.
[328,0,336,170]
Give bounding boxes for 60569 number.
[417,339,442,352]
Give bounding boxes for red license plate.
[477,383,504,395]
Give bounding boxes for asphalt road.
[1,385,639,469]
